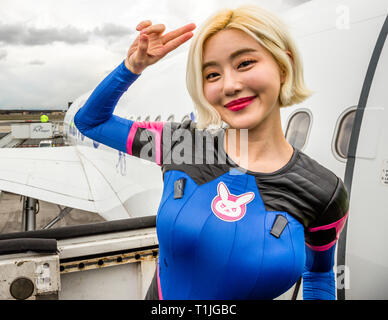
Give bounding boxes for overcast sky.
[0,0,308,110]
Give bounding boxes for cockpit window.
[285,110,311,150]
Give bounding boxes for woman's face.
[202,28,284,130]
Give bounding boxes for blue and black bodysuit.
[74,61,349,300]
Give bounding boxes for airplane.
[0,0,387,300]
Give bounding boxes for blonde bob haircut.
[186,5,313,130]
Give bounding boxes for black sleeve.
[305,177,349,250]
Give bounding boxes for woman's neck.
[224,108,294,173]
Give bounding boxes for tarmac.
[0,191,105,234]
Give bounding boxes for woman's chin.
[225,118,261,130]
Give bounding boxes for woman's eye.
[205,72,219,80]
[238,60,255,68]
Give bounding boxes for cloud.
[0,23,22,45]
[28,59,45,65]
[0,22,90,46]
[0,22,135,46]
[0,49,7,60]
[93,23,133,39]
[26,25,90,45]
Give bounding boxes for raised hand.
[125,21,196,74]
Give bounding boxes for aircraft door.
[338,15,388,300]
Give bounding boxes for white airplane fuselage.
[65,0,388,299]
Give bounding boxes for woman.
[74,5,349,300]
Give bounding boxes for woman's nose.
[223,70,243,96]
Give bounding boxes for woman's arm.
[74,21,196,162]
[303,244,336,300]
[303,177,349,300]
[74,60,139,153]
[74,60,168,164]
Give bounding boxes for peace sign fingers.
[161,23,196,45]
[125,21,196,74]
[136,20,152,31]
[161,29,195,56]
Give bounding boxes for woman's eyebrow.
[202,48,258,70]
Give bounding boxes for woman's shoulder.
[294,149,348,225]
[258,148,348,228]
[293,149,339,187]
[291,148,348,203]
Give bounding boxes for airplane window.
[181,114,191,122]
[154,115,161,121]
[285,111,311,150]
[334,109,356,159]
[145,116,150,122]
[136,116,141,121]
[167,115,175,122]
[129,115,135,121]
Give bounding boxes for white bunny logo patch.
[211,182,255,222]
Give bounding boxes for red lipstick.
[224,96,256,111]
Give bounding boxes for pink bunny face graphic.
[211,182,255,222]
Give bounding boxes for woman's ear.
[280,68,286,84]
[285,50,293,62]
[281,50,293,84]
